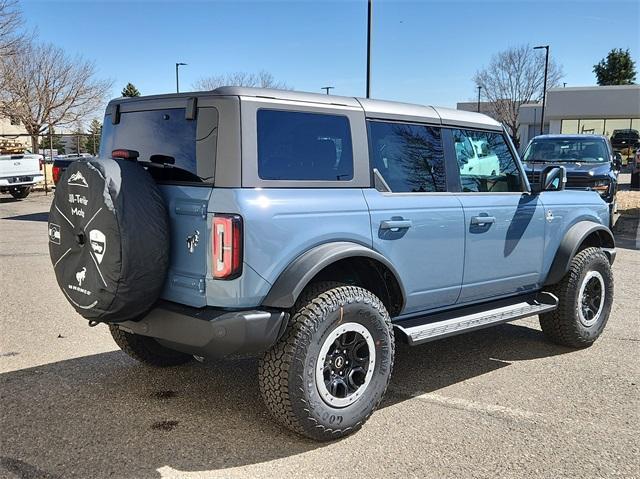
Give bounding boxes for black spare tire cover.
[48,158,169,322]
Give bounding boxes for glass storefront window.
[561,119,579,134]
[559,118,640,163]
[579,119,605,135]
[604,119,632,138]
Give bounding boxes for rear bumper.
[0,174,43,187]
[116,300,289,358]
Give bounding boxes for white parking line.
[408,391,543,421]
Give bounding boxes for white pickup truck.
[0,153,44,199]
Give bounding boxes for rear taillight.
[39,159,43,171]
[52,165,61,184]
[212,214,243,279]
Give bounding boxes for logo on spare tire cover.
[76,267,86,286]
[89,229,106,264]
[48,223,60,244]
[67,171,88,187]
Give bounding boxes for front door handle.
[470,216,496,226]
[380,219,413,230]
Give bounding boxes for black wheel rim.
[323,331,370,398]
[316,322,376,408]
[579,271,605,327]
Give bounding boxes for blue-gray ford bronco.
[48,87,616,441]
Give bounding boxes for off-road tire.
[10,186,31,199]
[259,282,395,441]
[540,247,613,348]
[109,325,193,367]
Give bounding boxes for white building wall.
[549,119,562,134]
[0,117,30,149]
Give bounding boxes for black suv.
[523,135,620,224]
[610,129,640,153]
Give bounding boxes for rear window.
[257,109,353,181]
[100,108,197,175]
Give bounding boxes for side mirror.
[532,165,565,193]
[542,165,566,191]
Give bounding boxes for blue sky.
[20,0,640,111]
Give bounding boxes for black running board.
[395,292,558,346]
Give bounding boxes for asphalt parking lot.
[1,192,638,479]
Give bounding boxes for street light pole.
[321,86,334,95]
[534,45,549,135]
[366,0,372,98]
[175,62,187,93]
[476,85,482,113]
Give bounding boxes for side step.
[395,292,558,346]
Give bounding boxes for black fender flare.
[544,221,616,286]
[261,241,406,310]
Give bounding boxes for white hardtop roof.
[110,86,504,131]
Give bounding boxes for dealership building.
[458,85,640,153]
[518,85,640,151]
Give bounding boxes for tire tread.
[540,247,612,348]
[258,282,394,440]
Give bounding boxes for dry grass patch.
[617,191,640,217]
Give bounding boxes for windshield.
[100,108,197,174]
[523,138,608,163]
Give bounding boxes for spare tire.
[48,158,169,323]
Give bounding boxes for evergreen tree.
[37,127,65,155]
[83,118,102,155]
[593,49,637,85]
[67,123,85,155]
[121,82,141,97]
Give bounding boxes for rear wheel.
[109,325,193,367]
[540,247,613,348]
[259,282,394,441]
[10,186,31,199]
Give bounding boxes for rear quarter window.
[257,109,354,181]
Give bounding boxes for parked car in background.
[0,152,44,199]
[52,154,94,185]
[610,129,640,157]
[523,135,620,225]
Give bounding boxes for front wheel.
[10,186,31,199]
[540,247,613,348]
[259,283,394,441]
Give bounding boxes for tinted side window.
[368,121,446,193]
[452,129,522,193]
[257,109,353,181]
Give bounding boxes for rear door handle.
[470,216,496,226]
[380,219,413,230]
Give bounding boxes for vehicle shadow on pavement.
[613,212,639,250]
[0,322,571,478]
[2,211,49,222]
[383,322,571,406]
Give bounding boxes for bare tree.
[474,45,563,146]
[0,0,24,57]
[193,70,292,91]
[0,42,112,153]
